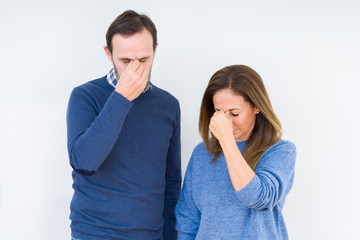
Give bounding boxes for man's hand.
[115,60,149,101]
[209,111,234,144]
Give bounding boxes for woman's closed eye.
[214,108,239,117]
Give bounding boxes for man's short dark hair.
[106,10,157,54]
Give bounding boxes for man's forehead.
[111,30,154,50]
[112,45,154,58]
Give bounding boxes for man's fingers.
[124,59,140,73]
[136,63,145,77]
[126,64,143,83]
[132,59,141,72]
[140,68,149,83]
[124,59,134,71]
[115,60,150,101]
[129,68,149,93]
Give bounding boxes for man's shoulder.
[76,76,109,91]
[71,76,113,98]
[150,84,179,106]
[68,76,112,105]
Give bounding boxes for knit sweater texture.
[66,76,181,240]
[175,140,296,240]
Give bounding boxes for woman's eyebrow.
[214,107,241,111]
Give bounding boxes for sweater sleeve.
[236,141,296,211]
[163,102,182,240]
[66,87,132,175]
[175,152,200,240]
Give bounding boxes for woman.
[175,65,296,239]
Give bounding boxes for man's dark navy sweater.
[66,76,181,239]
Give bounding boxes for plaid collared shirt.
[106,68,152,93]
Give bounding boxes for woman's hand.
[209,111,234,144]
[210,111,255,191]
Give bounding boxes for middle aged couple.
[67,10,296,240]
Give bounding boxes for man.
[66,10,181,239]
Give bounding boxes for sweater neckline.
[236,140,247,151]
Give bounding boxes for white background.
[1,0,359,239]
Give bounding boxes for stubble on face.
[112,61,120,80]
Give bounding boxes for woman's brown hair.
[199,65,282,169]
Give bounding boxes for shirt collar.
[106,68,152,93]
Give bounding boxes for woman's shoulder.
[257,140,297,169]
[269,139,296,152]
[189,141,214,163]
[192,141,209,156]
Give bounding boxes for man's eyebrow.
[119,56,150,61]
[119,57,131,61]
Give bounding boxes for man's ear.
[104,46,112,62]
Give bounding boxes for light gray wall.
[1,0,359,239]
